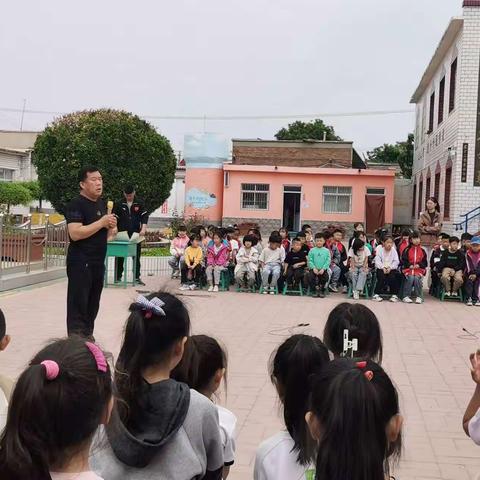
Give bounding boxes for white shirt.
[217,405,237,465]
[347,247,370,268]
[254,431,315,480]
[0,388,7,432]
[468,408,480,445]
[374,246,399,270]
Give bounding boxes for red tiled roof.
[464,1,480,7]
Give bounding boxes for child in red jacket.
[401,231,428,304]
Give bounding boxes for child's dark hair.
[115,292,190,422]
[314,232,326,241]
[323,302,383,363]
[0,337,112,480]
[171,335,227,394]
[279,227,289,235]
[178,225,187,233]
[292,237,302,244]
[352,238,365,255]
[301,224,312,231]
[248,228,262,241]
[382,235,394,243]
[449,236,460,244]
[190,234,201,242]
[309,358,401,480]
[410,230,421,240]
[439,232,450,240]
[243,234,258,246]
[297,231,306,240]
[0,308,5,340]
[270,335,329,466]
[323,230,333,240]
[333,228,343,235]
[461,232,473,241]
[353,222,364,229]
[269,234,282,244]
[401,228,412,237]
[212,229,224,240]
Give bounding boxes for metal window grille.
[322,186,352,213]
[241,183,269,210]
[366,188,385,195]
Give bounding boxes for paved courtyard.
[1,276,480,479]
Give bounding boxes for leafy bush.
[33,109,177,214]
[141,246,171,257]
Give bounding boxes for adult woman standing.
[418,197,442,254]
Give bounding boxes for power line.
[0,106,414,121]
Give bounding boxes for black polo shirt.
[65,195,108,264]
[113,199,148,235]
[285,249,308,267]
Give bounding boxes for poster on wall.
[186,188,217,210]
[184,133,230,169]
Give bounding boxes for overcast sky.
[0,0,463,155]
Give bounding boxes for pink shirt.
[50,472,103,480]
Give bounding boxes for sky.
[0,0,463,156]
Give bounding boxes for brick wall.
[222,217,282,237]
[232,143,353,168]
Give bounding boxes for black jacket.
[114,199,149,235]
[437,249,466,272]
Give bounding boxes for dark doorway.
[365,191,385,234]
[283,186,301,232]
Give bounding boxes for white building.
[411,0,480,234]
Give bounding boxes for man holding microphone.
[114,185,149,286]
[65,166,117,338]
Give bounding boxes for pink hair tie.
[41,360,60,381]
[85,342,108,373]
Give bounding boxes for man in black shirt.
[65,166,117,337]
[113,185,149,286]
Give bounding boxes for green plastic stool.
[282,283,304,296]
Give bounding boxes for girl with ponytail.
[254,334,330,480]
[91,291,224,480]
[306,358,403,480]
[0,337,112,480]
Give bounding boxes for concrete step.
[0,267,66,292]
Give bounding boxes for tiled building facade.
[411,1,480,234]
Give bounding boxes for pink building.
[185,138,395,234]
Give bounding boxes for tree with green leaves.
[0,182,32,214]
[33,109,177,214]
[366,133,414,178]
[275,119,343,141]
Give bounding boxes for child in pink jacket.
[168,225,189,276]
[206,231,230,292]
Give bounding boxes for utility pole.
[20,98,26,131]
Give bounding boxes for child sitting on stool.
[235,235,259,290]
[283,237,308,290]
[259,234,285,294]
[437,236,465,298]
[307,233,331,298]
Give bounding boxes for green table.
[104,240,139,288]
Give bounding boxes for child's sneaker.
[475,300,480,307]
[328,284,338,293]
[403,296,413,303]
[269,288,275,295]
[179,284,189,291]
[263,288,269,295]
[189,284,196,290]
[372,294,383,302]
[451,291,458,297]
[390,295,399,303]
[445,291,451,297]
[353,290,360,300]
[415,297,423,304]
[213,285,219,292]
[318,290,326,298]
[467,298,473,306]
[208,285,214,292]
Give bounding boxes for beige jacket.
[418,210,442,247]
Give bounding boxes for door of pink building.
[282,186,301,232]
[365,193,385,234]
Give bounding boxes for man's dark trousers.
[67,261,105,337]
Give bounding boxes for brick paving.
[1,277,480,479]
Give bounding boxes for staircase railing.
[454,205,480,232]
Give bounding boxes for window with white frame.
[241,183,269,210]
[322,186,352,213]
[0,168,14,181]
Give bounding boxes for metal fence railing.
[105,255,172,281]
[0,214,69,278]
